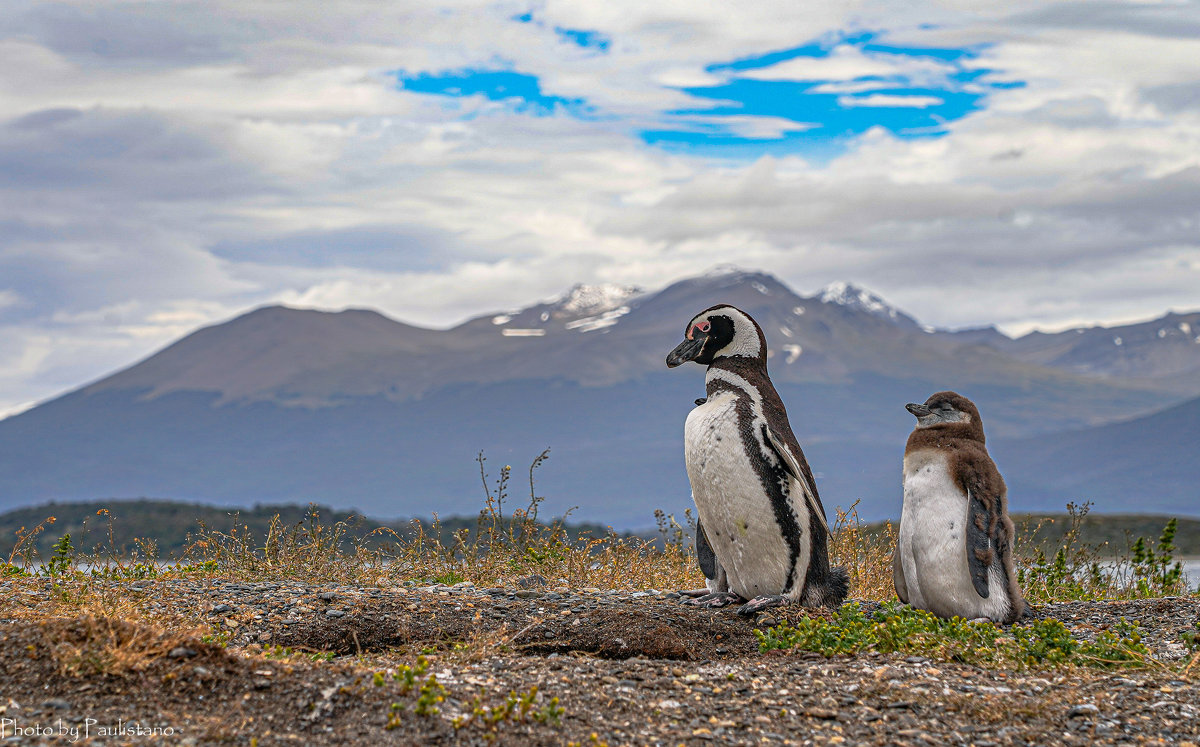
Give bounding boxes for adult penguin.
[667,304,848,616]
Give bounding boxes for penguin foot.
[684,592,744,609]
[737,595,785,616]
[676,588,712,598]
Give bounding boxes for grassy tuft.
[170,449,703,590]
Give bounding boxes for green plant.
[200,630,233,648]
[1130,518,1185,596]
[757,602,1150,670]
[1180,620,1200,655]
[414,676,446,716]
[45,533,76,577]
[452,685,564,733]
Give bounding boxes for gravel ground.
[1,578,1198,746]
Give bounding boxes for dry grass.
[34,614,207,677]
[829,501,898,602]
[174,451,703,591]
[1,453,1192,604]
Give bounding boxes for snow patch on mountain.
[564,306,632,333]
[553,284,643,315]
[819,282,901,321]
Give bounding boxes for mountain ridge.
[0,268,1197,526]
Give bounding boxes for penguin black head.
[906,391,986,441]
[666,304,767,368]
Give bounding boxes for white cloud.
[739,46,945,83]
[837,93,945,107]
[1,0,1199,412]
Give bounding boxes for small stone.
[193,666,211,677]
[757,615,778,627]
[252,677,272,690]
[1068,704,1099,718]
[515,590,542,600]
[212,604,232,613]
[282,618,300,625]
[516,574,548,589]
[318,592,337,601]
[325,609,345,618]
[168,647,198,659]
[42,699,71,711]
[803,708,838,720]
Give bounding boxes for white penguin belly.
[684,392,796,600]
[899,452,1010,621]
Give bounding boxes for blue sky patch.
[648,29,1021,158]
[396,26,1020,159]
[555,27,610,52]
[397,68,590,116]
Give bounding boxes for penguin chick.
[667,304,849,616]
[895,391,1026,623]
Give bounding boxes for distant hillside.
[0,499,644,563]
[3,500,1196,565]
[4,268,1195,526]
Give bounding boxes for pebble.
[1068,704,1100,718]
[212,604,232,613]
[169,647,198,659]
[326,609,345,618]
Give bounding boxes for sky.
[2,0,1200,418]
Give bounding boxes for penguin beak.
[666,336,706,368]
[906,403,932,417]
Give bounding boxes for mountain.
[994,394,1200,512]
[0,268,1195,527]
[948,312,1200,396]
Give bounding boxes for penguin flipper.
[761,424,830,535]
[892,545,909,604]
[965,487,992,599]
[695,518,718,582]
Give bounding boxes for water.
[1184,557,1200,586]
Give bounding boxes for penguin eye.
[695,321,711,333]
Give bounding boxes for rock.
[42,699,71,711]
[325,609,345,618]
[318,591,337,601]
[803,708,838,720]
[516,574,548,589]
[515,590,542,600]
[168,647,198,659]
[1068,704,1099,718]
[212,604,232,613]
